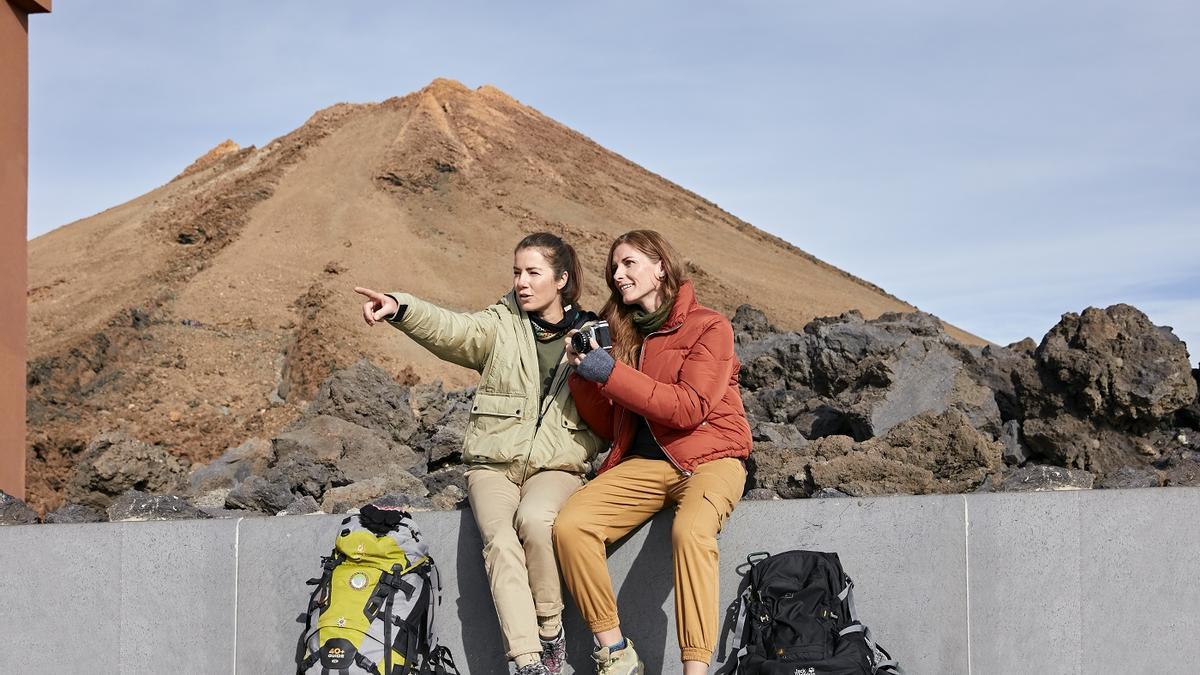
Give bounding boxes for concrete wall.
[1,489,1197,674]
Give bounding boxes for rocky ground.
[5,302,1197,524]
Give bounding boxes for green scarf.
[632,296,674,335]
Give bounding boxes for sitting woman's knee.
[514,508,553,543]
[552,506,587,545]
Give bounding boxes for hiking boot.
[540,629,566,674]
[514,661,550,675]
[592,639,643,675]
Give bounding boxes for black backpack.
[718,550,902,675]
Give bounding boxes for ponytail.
[514,232,583,305]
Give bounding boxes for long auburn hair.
[602,229,688,365]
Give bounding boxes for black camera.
[571,321,612,354]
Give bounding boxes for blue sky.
[27,1,1200,360]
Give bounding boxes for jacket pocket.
[561,414,587,431]
[471,391,525,418]
[463,392,526,462]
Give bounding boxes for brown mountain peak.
[174,139,242,180]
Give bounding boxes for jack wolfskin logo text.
[793,668,816,675]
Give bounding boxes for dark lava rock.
[731,304,775,341]
[44,504,105,524]
[430,485,467,511]
[320,473,428,514]
[738,310,1001,442]
[107,490,212,521]
[1176,369,1200,430]
[273,414,424,484]
[1034,304,1196,428]
[746,444,813,499]
[225,475,295,514]
[1021,414,1140,474]
[1163,453,1200,487]
[306,359,420,443]
[422,464,469,496]
[67,432,188,510]
[410,390,472,466]
[279,495,322,516]
[1097,466,1161,490]
[189,438,274,493]
[997,465,1094,492]
[809,409,1003,496]
[812,487,850,499]
[742,488,781,500]
[752,421,809,448]
[0,490,39,525]
[1000,420,1027,466]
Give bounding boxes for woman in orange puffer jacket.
[554,229,752,675]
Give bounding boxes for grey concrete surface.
[967,490,1083,675]
[0,519,239,675]
[967,489,1200,675]
[1,489,1198,674]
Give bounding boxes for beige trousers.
[553,457,746,665]
[466,467,583,659]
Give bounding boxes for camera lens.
[571,331,590,354]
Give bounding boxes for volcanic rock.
[273,414,424,482]
[305,359,420,444]
[225,475,296,514]
[189,437,274,493]
[320,473,429,514]
[1032,304,1196,428]
[67,432,188,510]
[107,490,213,521]
[279,495,322,516]
[1097,466,1161,489]
[0,490,39,525]
[44,504,106,524]
[807,409,1002,496]
[998,465,1094,492]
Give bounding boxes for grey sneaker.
[515,662,550,675]
[592,638,644,675]
[540,629,566,674]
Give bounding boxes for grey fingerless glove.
[576,348,615,383]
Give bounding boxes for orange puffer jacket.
[568,280,753,475]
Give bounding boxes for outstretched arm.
[355,286,500,372]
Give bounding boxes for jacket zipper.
[635,323,692,477]
[518,308,541,484]
[520,310,576,484]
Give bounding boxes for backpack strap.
[422,560,441,663]
[839,576,859,621]
[296,552,341,674]
[839,578,902,672]
[423,646,459,674]
[383,588,397,675]
[715,552,767,673]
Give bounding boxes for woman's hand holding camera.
[564,330,598,367]
[354,287,399,326]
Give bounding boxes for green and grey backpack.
[296,502,458,675]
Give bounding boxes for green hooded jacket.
[386,290,605,483]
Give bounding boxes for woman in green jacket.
[355,232,605,675]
